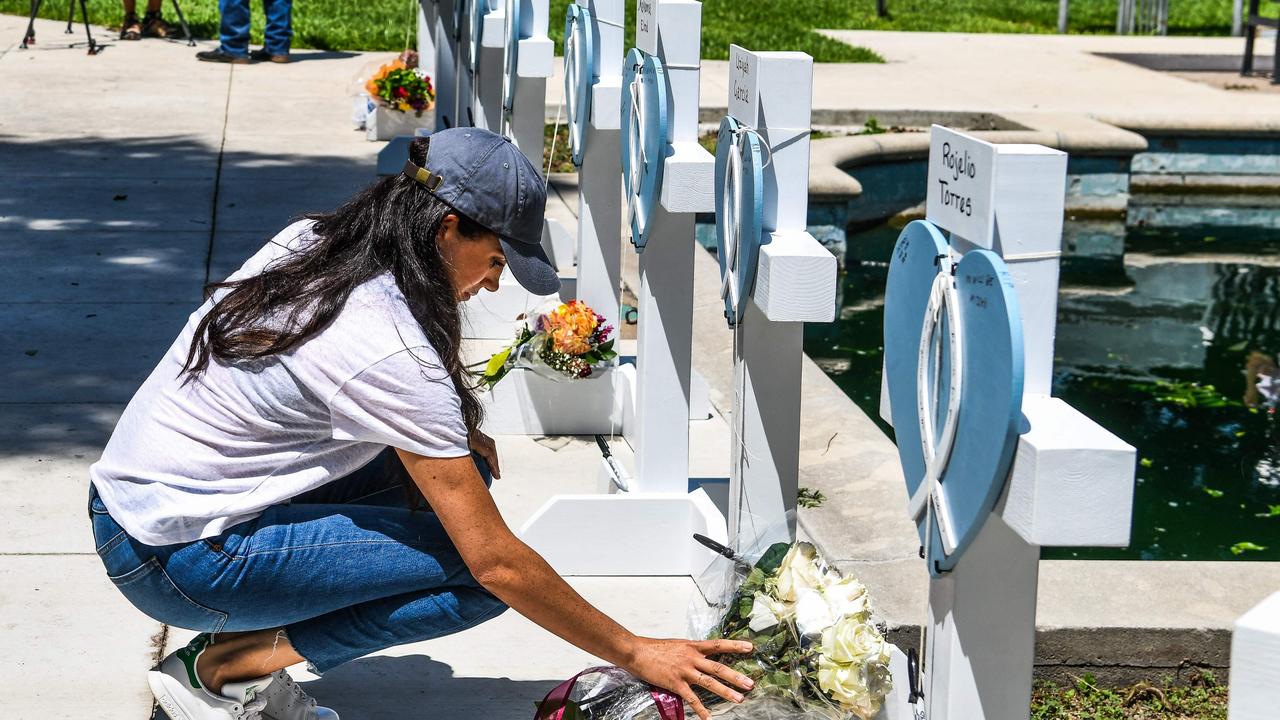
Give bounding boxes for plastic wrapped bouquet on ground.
[533,539,894,720]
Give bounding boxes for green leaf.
[754,542,792,575]
[1139,458,1154,469]
[1204,488,1224,498]
[1230,541,1268,555]
[598,339,615,353]
[483,347,512,378]
[1255,505,1280,518]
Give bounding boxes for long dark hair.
[182,136,485,434]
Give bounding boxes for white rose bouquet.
[532,540,893,720]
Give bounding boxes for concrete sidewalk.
[0,15,725,720]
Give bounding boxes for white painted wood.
[634,203,696,492]
[473,42,506,132]
[729,296,803,549]
[479,366,625,435]
[635,0,657,55]
[1232,0,1244,36]
[1000,394,1136,547]
[588,0,626,80]
[517,36,555,76]
[951,143,1067,399]
[518,489,726,575]
[925,514,1040,720]
[656,1,702,145]
[659,142,716,212]
[1229,591,1280,720]
[926,125,999,249]
[510,75,548,171]
[576,101,623,336]
[365,105,433,141]
[1058,0,1069,33]
[542,217,577,271]
[432,1,461,131]
[590,77,622,130]
[482,5,505,47]
[754,231,837,323]
[417,1,437,77]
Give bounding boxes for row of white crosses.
[881,126,1137,719]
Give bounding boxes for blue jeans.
[89,449,508,673]
[218,0,293,57]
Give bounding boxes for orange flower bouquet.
[364,54,435,116]
[476,300,617,389]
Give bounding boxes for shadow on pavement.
[0,132,378,454]
[148,654,560,720]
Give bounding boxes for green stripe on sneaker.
[175,633,212,690]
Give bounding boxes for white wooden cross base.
[882,132,1136,720]
[1229,591,1280,720]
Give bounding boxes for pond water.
[802,221,1280,562]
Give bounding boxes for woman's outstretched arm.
[395,449,755,719]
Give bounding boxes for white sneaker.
[149,635,338,720]
[149,634,269,720]
[258,669,339,720]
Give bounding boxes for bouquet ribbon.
[535,666,685,720]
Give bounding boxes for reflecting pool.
[804,221,1280,561]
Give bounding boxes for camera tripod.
[20,0,196,55]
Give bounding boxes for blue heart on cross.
[620,48,667,252]
[883,220,1026,576]
[713,115,765,327]
[563,3,595,167]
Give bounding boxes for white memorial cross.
[517,0,724,578]
[718,46,836,551]
[882,126,1137,720]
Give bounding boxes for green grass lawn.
[7,0,1270,62]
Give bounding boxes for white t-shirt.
[89,220,472,546]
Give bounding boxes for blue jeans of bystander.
[217,0,293,57]
[88,449,508,673]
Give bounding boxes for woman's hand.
[468,428,501,479]
[624,637,756,720]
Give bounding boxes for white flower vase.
[366,104,433,141]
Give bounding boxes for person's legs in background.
[256,0,293,63]
[196,0,251,63]
[119,0,143,40]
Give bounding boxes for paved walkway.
[544,32,1280,130]
[0,15,720,720]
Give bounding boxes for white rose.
[794,588,837,636]
[817,654,870,711]
[775,543,825,602]
[823,574,870,621]
[821,616,885,665]
[747,591,793,632]
[818,654,888,719]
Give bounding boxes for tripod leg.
[22,0,42,48]
[78,0,99,54]
[65,0,73,33]
[170,0,196,47]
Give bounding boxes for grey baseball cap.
[402,127,559,296]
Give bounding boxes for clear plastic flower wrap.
[534,528,894,720]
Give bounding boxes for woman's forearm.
[477,538,639,668]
